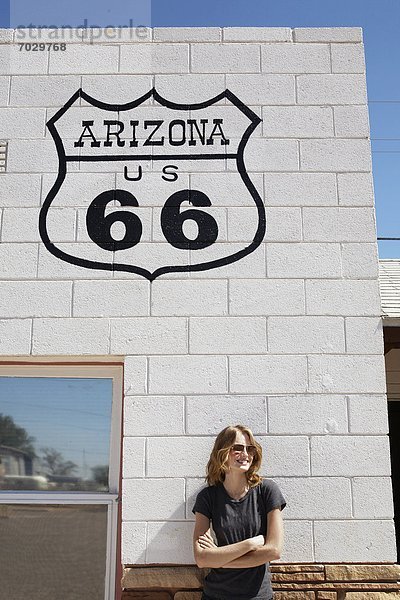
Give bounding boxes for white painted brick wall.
[314,520,396,562]
[110,317,188,354]
[155,73,225,103]
[0,27,394,565]
[225,74,295,105]
[293,28,362,43]
[0,318,32,353]
[267,243,342,278]
[265,207,303,241]
[348,395,389,433]
[146,522,194,564]
[0,281,72,317]
[123,438,146,478]
[229,279,305,315]
[121,522,146,564]
[264,172,337,206]
[277,477,352,518]
[244,138,299,171]
[189,316,266,354]
[223,27,291,42]
[49,44,120,74]
[282,521,314,561]
[311,435,391,476]
[297,74,367,105]
[151,280,228,316]
[334,105,370,137]
[191,43,261,73]
[305,279,381,315]
[268,395,348,434]
[300,139,371,172]
[268,316,345,353]
[262,106,334,138]
[345,317,384,354]
[262,43,330,73]
[147,436,213,477]
[32,317,110,354]
[0,243,38,278]
[0,76,9,106]
[73,280,150,317]
[154,27,221,42]
[0,174,40,207]
[149,355,228,394]
[337,172,374,205]
[308,354,387,394]
[10,75,81,106]
[124,356,147,395]
[2,207,75,242]
[352,477,394,518]
[186,395,266,434]
[0,108,46,138]
[125,396,184,436]
[258,436,310,476]
[82,74,153,103]
[122,478,186,520]
[331,43,366,73]
[229,355,308,394]
[342,243,379,279]
[120,43,189,74]
[302,207,376,242]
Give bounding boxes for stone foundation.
[122,564,400,600]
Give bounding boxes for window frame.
[0,361,123,600]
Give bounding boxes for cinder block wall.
[0,26,396,566]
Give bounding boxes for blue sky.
[1,0,399,256]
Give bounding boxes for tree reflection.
[40,447,78,476]
[0,413,36,456]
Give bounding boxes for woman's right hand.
[249,535,265,551]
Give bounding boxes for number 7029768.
[19,43,67,51]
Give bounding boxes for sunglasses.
[231,444,257,456]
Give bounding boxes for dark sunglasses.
[231,444,257,456]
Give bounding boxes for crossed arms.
[193,508,284,569]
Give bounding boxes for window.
[0,363,122,600]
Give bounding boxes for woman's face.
[226,430,253,474]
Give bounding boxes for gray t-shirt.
[192,479,286,600]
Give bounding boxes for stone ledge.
[122,593,172,600]
[271,565,325,573]
[122,567,205,590]
[122,564,400,593]
[274,584,400,591]
[275,593,316,600]
[325,566,400,582]
[344,594,400,600]
[273,573,325,582]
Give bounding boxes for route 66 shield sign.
[39,88,265,281]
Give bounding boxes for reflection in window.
[0,377,113,492]
[0,504,108,600]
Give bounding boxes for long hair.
[206,424,263,487]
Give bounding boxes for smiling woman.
[192,424,286,600]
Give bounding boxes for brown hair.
[206,424,263,487]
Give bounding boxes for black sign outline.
[39,88,265,281]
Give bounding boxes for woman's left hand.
[197,531,217,549]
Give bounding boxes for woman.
[192,424,286,600]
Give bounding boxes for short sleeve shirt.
[192,479,286,600]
